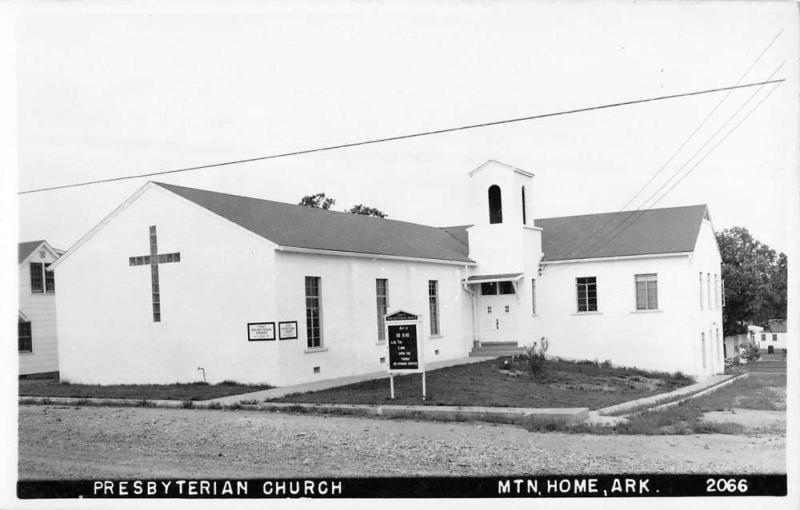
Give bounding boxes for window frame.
[699,272,704,310]
[428,280,440,336]
[634,273,658,310]
[304,276,323,348]
[576,276,598,312]
[531,278,537,315]
[30,262,44,294]
[18,320,32,353]
[376,278,388,341]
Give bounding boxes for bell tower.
[466,160,541,275]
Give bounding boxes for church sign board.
[247,322,276,341]
[384,311,421,373]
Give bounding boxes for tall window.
[576,276,597,312]
[714,274,719,309]
[18,320,32,353]
[635,274,658,310]
[488,185,503,224]
[305,276,322,348]
[531,278,537,314]
[376,279,388,341]
[45,263,55,293]
[30,263,44,293]
[699,272,704,309]
[773,334,778,342]
[701,332,706,369]
[521,186,527,225]
[761,333,766,342]
[706,273,711,310]
[428,280,440,336]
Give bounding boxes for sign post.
[384,310,425,400]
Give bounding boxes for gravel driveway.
[18,405,785,479]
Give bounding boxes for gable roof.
[534,205,709,261]
[438,205,709,262]
[19,240,45,264]
[155,182,474,264]
[18,240,62,265]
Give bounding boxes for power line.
[560,28,784,257]
[18,78,785,195]
[584,79,782,257]
[619,28,784,212]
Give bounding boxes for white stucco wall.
[536,254,704,376]
[273,252,473,386]
[688,218,725,377]
[19,245,60,375]
[56,185,281,385]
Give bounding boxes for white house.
[762,319,788,352]
[18,240,62,376]
[52,160,724,385]
[723,323,763,359]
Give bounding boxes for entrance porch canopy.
[463,272,523,284]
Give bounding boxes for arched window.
[521,186,527,225]
[488,185,503,224]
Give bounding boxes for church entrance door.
[477,281,518,344]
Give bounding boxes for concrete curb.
[629,373,750,416]
[18,396,588,426]
[595,374,735,416]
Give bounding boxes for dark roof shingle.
[535,205,708,261]
[156,182,474,263]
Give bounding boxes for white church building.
[52,160,724,386]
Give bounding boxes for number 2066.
[706,478,748,493]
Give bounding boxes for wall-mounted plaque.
[279,321,298,340]
[248,322,275,341]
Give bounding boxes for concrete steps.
[469,342,525,357]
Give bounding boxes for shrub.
[207,402,222,409]
[138,399,154,407]
[182,400,194,408]
[522,337,549,378]
[600,360,613,368]
[239,399,259,405]
[219,380,240,386]
[740,343,761,362]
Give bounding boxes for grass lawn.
[268,358,694,409]
[19,378,273,401]
[543,372,786,435]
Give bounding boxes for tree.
[347,204,388,218]
[298,193,335,210]
[717,226,786,336]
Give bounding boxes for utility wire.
[18,78,785,195]
[560,29,784,257]
[584,79,782,257]
[619,28,784,212]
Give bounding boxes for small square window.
[379,357,386,364]
[313,366,321,374]
[487,306,492,313]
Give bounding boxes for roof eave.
[275,245,476,266]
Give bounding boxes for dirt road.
[18,405,785,479]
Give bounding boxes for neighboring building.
[18,240,63,376]
[52,160,725,385]
[763,319,788,352]
[724,323,763,359]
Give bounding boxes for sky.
[13,1,799,255]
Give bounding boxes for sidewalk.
[205,356,494,405]
[595,373,734,416]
